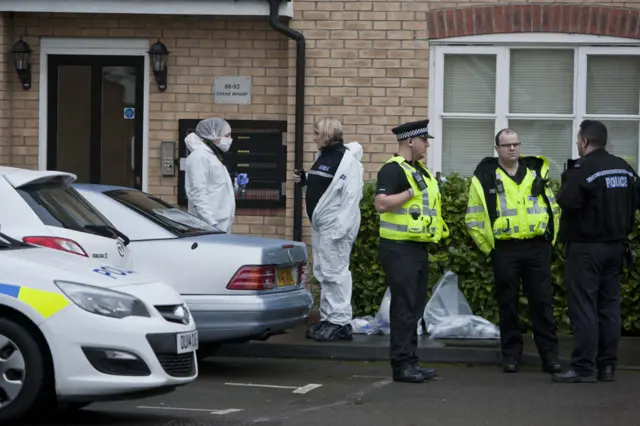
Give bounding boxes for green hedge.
[349,173,640,335]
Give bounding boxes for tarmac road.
[22,357,640,426]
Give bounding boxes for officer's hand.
[293,169,306,184]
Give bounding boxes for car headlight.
[54,281,151,319]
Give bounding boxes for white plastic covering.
[350,287,423,336]
[351,271,500,340]
[423,271,500,340]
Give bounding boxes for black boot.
[551,370,597,383]
[502,357,519,373]
[542,358,563,374]
[393,365,424,383]
[597,365,615,382]
[412,363,438,380]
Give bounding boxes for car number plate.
[277,267,295,287]
[176,330,199,354]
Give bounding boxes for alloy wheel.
[0,334,25,408]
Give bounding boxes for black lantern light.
[12,38,32,90]
[148,40,169,92]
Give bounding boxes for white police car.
[0,166,133,268]
[0,229,198,422]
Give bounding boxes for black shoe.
[597,365,615,382]
[542,359,563,374]
[412,364,438,380]
[502,362,519,373]
[393,366,424,384]
[551,370,597,383]
[313,323,353,342]
[306,321,328,339]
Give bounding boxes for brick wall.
[0,14,10,166]
[283,0,431,241]
[5,12,290,238]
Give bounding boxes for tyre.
[0,318,49,423]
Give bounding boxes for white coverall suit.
[311,142,364,328]
[184,132,236,233]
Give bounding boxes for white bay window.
[429,38,640,179]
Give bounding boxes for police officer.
[552,120,640,384]
[465,129,562,374]
[374,119,449,383]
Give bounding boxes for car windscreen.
[104,189,222,236]
[17,182,119,239]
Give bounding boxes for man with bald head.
[465,129,562,374]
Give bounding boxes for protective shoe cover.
[311,142,364,327]
[184,120,235,233]
[314,322,353,342]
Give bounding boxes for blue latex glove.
[236,173,249,187]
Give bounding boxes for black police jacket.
[557,148,640,243]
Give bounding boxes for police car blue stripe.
[0,283,20,298]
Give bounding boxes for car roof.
[0,166,76,188]
[72,183,134,193]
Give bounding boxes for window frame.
[428,33,640,175]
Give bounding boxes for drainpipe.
[266,0,305,242]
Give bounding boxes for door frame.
[38,38,151,192]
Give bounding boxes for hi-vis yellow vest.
[379,157,450,243]
[465,160,560,255]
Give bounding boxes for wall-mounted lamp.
[12,38,32,90]
[148,40,169,92]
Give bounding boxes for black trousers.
[492,238,558,363]
[564,241,625,375]
[378,238,429,370]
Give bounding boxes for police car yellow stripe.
[0,283,70,318]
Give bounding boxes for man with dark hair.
[465,128,562,374]
[553,119,640,383]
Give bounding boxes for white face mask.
[218,137,233,153]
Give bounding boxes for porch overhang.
[0,0,294,18]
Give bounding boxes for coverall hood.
[185,133,212,154]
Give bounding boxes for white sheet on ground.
[423,270,500,340]
[350,270,499,340]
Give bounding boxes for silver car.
[73,184,313,359]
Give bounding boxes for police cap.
[391,119,434,142]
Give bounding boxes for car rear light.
[298,262,308,286]
[227,265,276,291]
[22,236,88,257]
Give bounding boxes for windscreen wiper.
[83,225,131,246]
[0,231,26,248]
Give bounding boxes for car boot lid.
[0,166,76,189]
[0,246,158,289]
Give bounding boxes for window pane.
[587,55,640,115]
[509,49,574,114]
[443,55,496,114]
[105,189,219,236]
[441,119,495,177]
[16,183,116,237]
[599,120,639,172]
[508,120,573,179]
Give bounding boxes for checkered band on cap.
[396,127,429,141]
